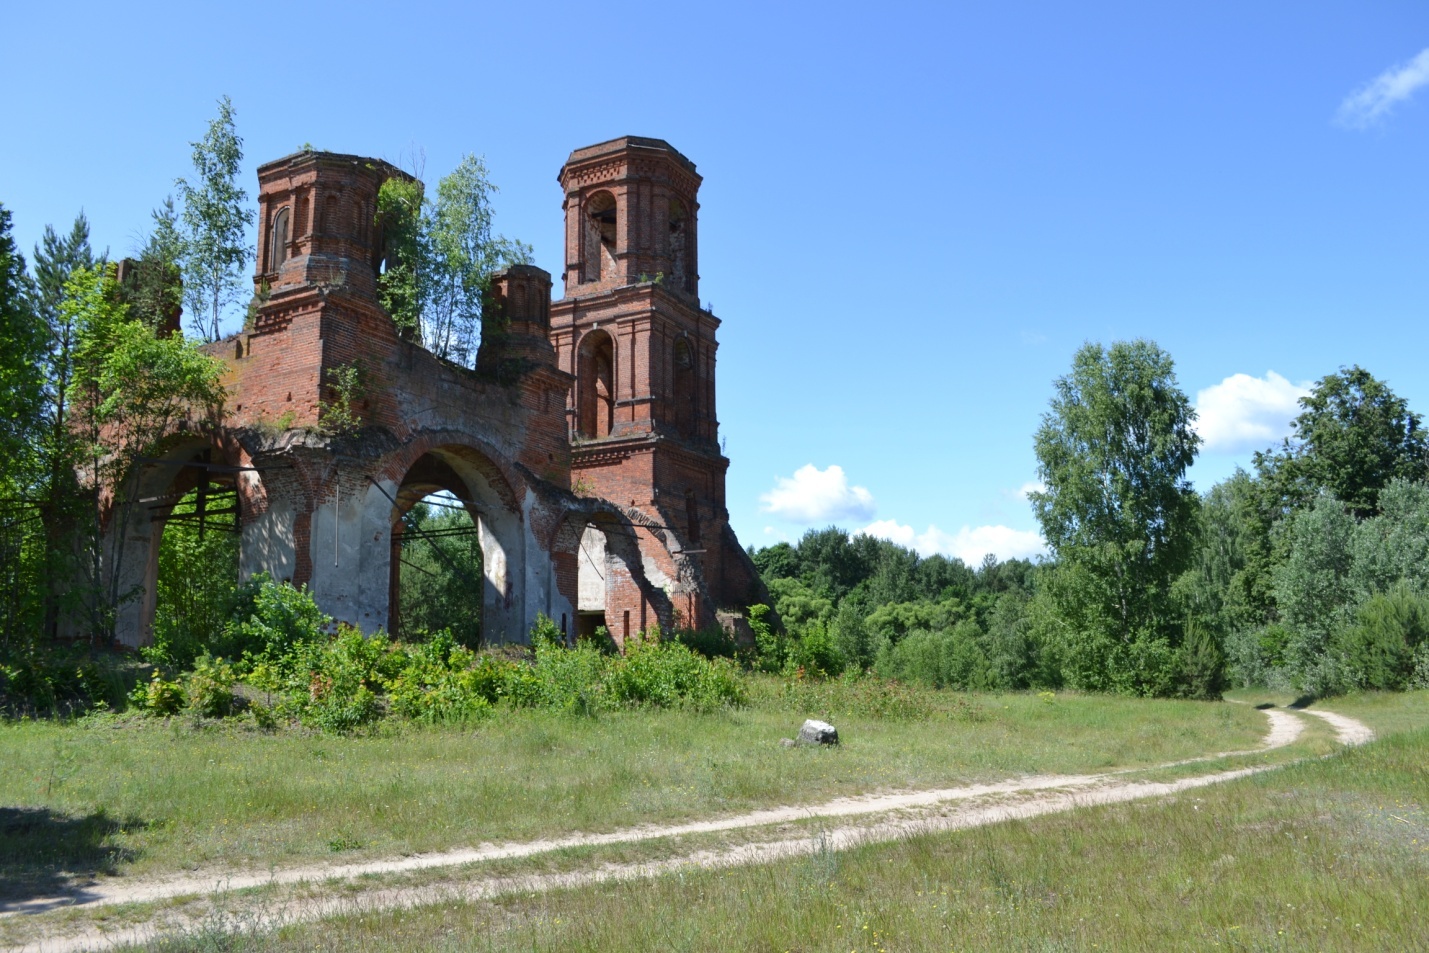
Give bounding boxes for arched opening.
[576,523,607,641]
[323,194,340,236]
[393,491,483,647]
[577,329,616,439]
[673,336,695,437]
[384,447,521,646]
[268,207,290,272]
[151,460,242,665]
[668,198,689,292]
[106,441,252,651]
[561,513,664,649]
[584,191,617,282]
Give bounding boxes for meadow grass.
[0,681,1266,891]
[120,691,1429,953]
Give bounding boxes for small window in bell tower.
[585,191,617,282]
[669,199,688,292]
[268,207,291,273]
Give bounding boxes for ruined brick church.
[107,136,761,648]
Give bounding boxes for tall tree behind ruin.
[176,96,253,342]
[30,213,102,638]
[423,154,532,366]
[0,204,46,650]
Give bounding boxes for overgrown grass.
[118,693,1429,953]
[0,684,1267,891]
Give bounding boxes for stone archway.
[105,435,260,648]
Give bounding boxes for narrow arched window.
[584,191,617,282]
[268,207,290,272]
[577,329,617,438]
[669,199,689,292]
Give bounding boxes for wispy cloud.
[1193,371,1310,454]
[1015,481,1046,500]
[1337,47,1429,128]
[861,519,1045,565]
[760,464,876,524]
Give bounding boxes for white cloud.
[760,464,876,524]
[1337,47,1429,128]
[1193,371,1309,454]
[1016,481,1046,500]
[861,519,1045,565]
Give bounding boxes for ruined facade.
[104,137,762,648]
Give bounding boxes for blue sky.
[4,1,1428,563]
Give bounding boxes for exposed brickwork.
[100,139,762,650]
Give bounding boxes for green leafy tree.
[0,204,46,651]
[397,501,484,648]
[1029,340,1202,695]
[423,154,532,365]
[176,96,254,341]
[1256,366,1426,520]
[30,212,102,639]
[0,205,42,477]
[373,156,532,366]
[122,198,187,332]
[64,265,228,637]
[1269,496,1355,693]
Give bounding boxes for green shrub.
[133,671,185,715]
[184,653,236,717]
[791,620,846,678]
[874,621,993,691]
[233,577,331,672]
[675,623,738,660]
[387,630,495,724]
[605,630,745,710]
[1335,584,1429,691]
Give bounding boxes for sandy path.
[0,705,1373,953]
[1297,707,1375,745]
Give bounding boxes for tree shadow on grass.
[1287,695,1318,710]
[0,806,147,914]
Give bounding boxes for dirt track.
[0,704,1372,953]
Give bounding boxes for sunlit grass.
[118,699,1429,953]
[0,681,1268,885]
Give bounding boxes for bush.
[605,629,745,710]
[133,671,185,715]
[233,577,331,672]
[1335,584,1429,691]
[184,653,236,717]
[875,621,993,691]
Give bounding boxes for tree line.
[750,342,1429,699]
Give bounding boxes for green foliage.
[396,500,483,647]
[1334,584,1429,691]
[1255,365,1427,520]
[375,177,424,337]
[184,652,235,718]
[233,576,330,670]
[875,620,993,691]
[788,619,845,677]
[1270,496,1355,693]
[133,670,185,716]
[1029,340,1200,691]
[317,362,365,437]
[374,156,532,366]
[175,95,254,341]
[148,489,243,669]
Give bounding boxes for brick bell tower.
[550,137,760,630]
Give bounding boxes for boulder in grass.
[796,719,839,746]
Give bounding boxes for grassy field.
[114,689,1429,953]
[0,680,1269,894]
